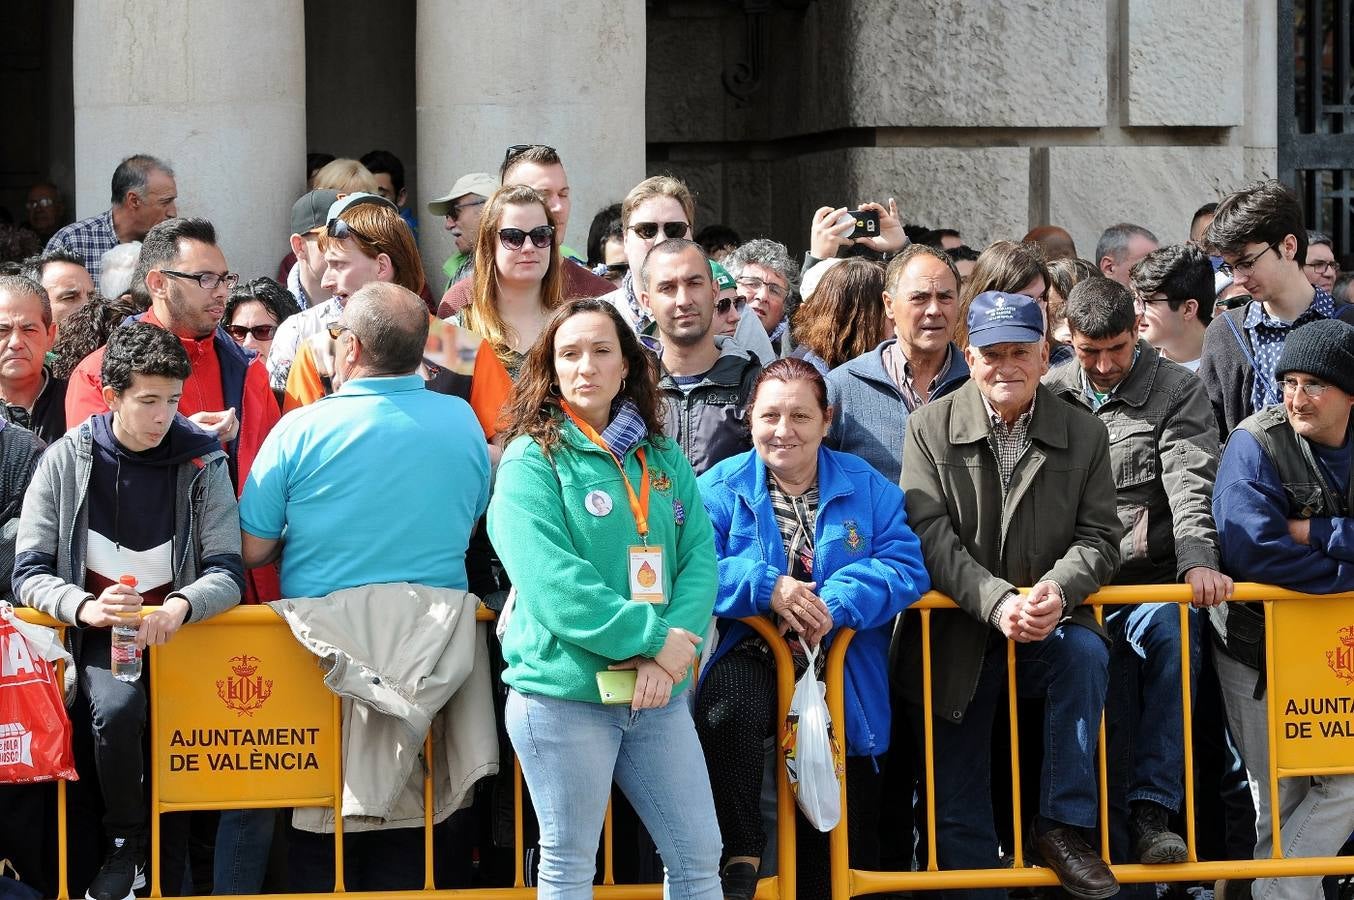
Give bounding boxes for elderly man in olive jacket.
[900,291,1122,900]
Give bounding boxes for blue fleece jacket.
[1213,427,1354,591]
[697,446,930,757]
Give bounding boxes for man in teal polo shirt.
[239,281,490,597]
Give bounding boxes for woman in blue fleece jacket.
[694,357,929,900]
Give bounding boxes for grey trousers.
[1214,649,1354,900]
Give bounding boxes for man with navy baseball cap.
[900,289,1122,900]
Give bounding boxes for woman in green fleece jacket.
[488,297,722,900]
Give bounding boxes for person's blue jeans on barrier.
[1105,603,1199,812]
[908,622,1109,900]
[505,687,722,900]
[213,808,275,894]
[1104,602,1199,894]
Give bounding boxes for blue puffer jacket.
[697,446,930,758]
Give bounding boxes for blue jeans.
[1105,603,1198,811]
[213,808,275,894]
[908,623,1109,900]
[506,688,722,900]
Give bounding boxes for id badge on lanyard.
[563,403,666,604]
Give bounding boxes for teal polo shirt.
[240,373,490,598]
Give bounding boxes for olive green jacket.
[1043,340,1221,586]
[898,380,1121,723]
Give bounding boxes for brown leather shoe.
[1030,825,1120,900]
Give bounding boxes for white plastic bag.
[782,639,842,831]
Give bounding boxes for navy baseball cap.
[966,291,1045,347]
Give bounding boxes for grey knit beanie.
[1275,318,1354,396]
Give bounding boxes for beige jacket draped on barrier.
[269,583,498,833]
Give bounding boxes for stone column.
[416,0,646,280]
[72,0,306,279]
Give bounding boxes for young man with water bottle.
[13,322,244,900]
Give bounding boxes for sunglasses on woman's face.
[499,225,555,250]
[224,323,277,341]
[627,221,690,241]
[715,296,747,316]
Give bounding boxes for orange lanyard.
[562,403,651,540]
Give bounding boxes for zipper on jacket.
[176,463,208,587]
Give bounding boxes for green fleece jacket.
[488,420,717,703]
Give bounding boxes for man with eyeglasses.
[1303,232,1340,294]
[428,172,496,290]
[826,244,969,484]
[64,217,280,606]
[723,239,800,355]
[45,154,177,286]
[639,238,761,475]
[439,145,613,316]
[1130,243,1215,372]
[1198,180,1354,437]
[22,182,66,246]
[1211,318,1354,900]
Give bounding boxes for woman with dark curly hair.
[488,297,722,900]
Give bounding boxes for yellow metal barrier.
[12,607,799,900]
[20,584,1354,900]
[826,585,1354,900]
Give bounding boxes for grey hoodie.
[13,415,244,625]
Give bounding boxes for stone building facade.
[648,0,1277,260]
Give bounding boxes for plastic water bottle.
[111,575,142,683]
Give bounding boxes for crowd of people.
[1,148,1353,900]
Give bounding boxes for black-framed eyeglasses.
[224,323,277,342]
[1304,260,1340,275]
[628,221,690,241]
[504,144,557,164]
[1218,243,1278,278]
[715,296,747,315]
[449,198,486,219]
[1279,377,1332,399]
[326,322,351,340]
[327,218,376,244]
[499,225,555,251]
[161,270,239,291]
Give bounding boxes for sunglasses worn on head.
[499,225,555,250]
[628,221,690,241]
[715,296,747,315]
[504,144,557,164]
[225,323,277,341]
[327,218,376,243]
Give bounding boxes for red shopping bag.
[0,602,77,783]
